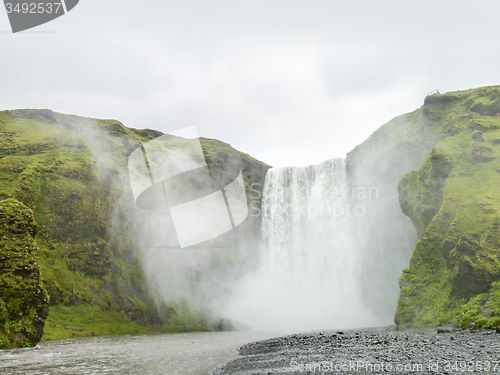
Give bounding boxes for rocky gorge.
[1,85,500,351]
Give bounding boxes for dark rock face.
[430,148,453,179]
[0,199,49,348]
[398,147,452,238]
[448,237,500,299]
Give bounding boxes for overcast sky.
[1,0,500,167]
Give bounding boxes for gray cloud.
[1,0,500,166]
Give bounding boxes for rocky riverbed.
[213,326,500,374]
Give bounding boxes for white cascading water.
[225,158,383,332]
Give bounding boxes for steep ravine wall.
[346,104,443,321]
[0,109,270,347]
[395,86,500,329]
[348,85,500,330]
[2,85,500,348]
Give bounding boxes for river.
[0,331,281,374]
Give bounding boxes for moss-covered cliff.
[395,86,500,329]
[347,85,500,329]
[0,199,48,348]
[396,86,500,328]
[0,109,270,347]
[4,86,498,346]
[346,98,444,320]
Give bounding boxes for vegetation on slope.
[0,199,48,348]
[345,96,445,320]
[395,85,500,329]
[0,109,270,347]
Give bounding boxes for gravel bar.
[213,326,500,374]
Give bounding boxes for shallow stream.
[0,331,280,375]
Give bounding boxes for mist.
[122,127,261,327]
[223,159,393,332]
[117,119,423,332]
[68,115,425,333]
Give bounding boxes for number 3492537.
[5,2,63,14]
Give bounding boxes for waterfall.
[225,158,385,332]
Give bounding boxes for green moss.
[42,303,213,341]
[1,109,269,346]
[455,281,500,330]
[38,242,112,308]
[396,86,500,329]
[0,198,49,348]
[42,304,158,340]
[159,304,212,333]
[115,258,144,292]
